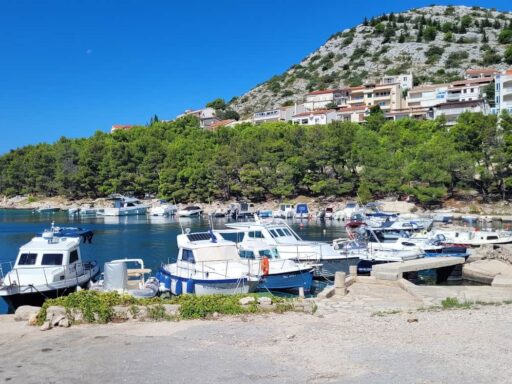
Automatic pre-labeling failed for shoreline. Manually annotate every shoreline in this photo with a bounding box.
[3,194,512,220]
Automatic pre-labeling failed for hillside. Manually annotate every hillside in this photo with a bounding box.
[230,5,512,116]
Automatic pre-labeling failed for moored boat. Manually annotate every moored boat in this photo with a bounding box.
[99,194,148,216]
[177,205,203,217]
[0,225,100,311]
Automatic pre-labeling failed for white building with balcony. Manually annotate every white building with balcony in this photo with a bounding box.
[253,105,305,124]
[447,77,493,103]
[176,107,220,128]
[291,110,338,125]
[494,70,512,115]
[304,89,349,110]
[407,84,448,108]
[431,99,489,125]
[380,74,413,90]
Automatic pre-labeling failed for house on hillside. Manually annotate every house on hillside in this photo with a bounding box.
[447,77,494,103]
[176,107,220,128]
[304,89,349,110]
[380,73,413,91]
[291,109,338,125]
[430,99,489,125]
[465,68,500,80]
[253,105,305,124]
[407,84,449,108]
[337,106,368,123]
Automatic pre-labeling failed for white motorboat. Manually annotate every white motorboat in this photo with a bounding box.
[0,227,100,311]
[224,216,357,278]
[148,200,178,217]
[334,201,361,221]
[273,204,295,219]
[36,206,60,213]
[177,205,203,217]
[228,202,256,219]
[325,207,334,220]
[156,231,259,295]
[426,229,512,247]
[99,194,148,216]
[90,259,159,299]
[68,204,103,217]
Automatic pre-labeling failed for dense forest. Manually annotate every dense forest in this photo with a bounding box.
[1,110,512,206]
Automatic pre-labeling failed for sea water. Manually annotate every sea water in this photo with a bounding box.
[0,209,346,314]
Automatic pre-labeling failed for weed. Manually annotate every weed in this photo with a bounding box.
[441,297,472,309]
[372,309,402,317]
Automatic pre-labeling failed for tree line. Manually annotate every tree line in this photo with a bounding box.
[1,111,512,206]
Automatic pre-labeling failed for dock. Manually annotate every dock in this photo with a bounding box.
[371,257,465,281]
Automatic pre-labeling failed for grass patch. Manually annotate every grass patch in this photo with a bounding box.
[441,297,472,310]
[37,290,294,324]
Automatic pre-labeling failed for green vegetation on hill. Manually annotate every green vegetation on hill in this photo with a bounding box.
[2,111,512,206]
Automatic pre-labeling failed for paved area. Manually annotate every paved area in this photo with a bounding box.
[1,281,512,383]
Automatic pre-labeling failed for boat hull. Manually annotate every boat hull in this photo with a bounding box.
[101,207,147,216]
[258,269,314,291]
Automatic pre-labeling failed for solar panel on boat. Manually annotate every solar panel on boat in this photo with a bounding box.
[187,233,212,242]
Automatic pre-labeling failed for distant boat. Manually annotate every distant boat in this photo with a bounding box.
[177,205,203,217]
[148,200,178,217]
[98,194,148,216]
[294,203,310,219]
[273,203,295,219]
[36,206,60,213]
[228,202,256,219]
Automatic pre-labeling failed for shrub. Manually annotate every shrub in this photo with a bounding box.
[505,45,512,64]
[424,26,437,41]
[499,29,512,44]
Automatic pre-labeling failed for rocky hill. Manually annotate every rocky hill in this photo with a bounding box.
[230,5,512,117]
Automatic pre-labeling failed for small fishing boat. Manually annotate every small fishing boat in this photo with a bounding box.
[89,259,159,298]
[177,205,203,217]
[156,231,259,295]
[99,194,148,216]
[426,229,512,247]
[148,200,178,217]
[0,225,100,311]
[258,210,273,219]
[325,207,334,220]
[273,203,295,219]
[228,202,256,219]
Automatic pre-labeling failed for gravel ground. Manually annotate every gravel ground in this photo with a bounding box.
[0,282,511,384]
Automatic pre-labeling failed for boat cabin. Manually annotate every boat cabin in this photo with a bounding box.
[176,232,242,264]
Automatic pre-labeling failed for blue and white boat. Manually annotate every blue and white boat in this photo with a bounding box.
[236,241,314,292]
[156,231,259,295]
[294,203,310,219]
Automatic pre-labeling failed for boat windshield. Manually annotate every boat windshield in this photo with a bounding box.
[41,253,63,266]
[259,248,279,259]
[18,253,37,266]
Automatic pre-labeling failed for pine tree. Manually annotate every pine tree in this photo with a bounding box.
[363,17,368,26]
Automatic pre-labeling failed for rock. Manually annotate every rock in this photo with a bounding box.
[286,334,296,340]
[69,309,84,323]
[257,297,272,305]
[407,317,419,323]
[258,303,276,311]
[163,304,180,317]
[112,306,130,320]
[46,306,66,320]
[316,286,335,299]
[58,318,71,328]
[27,313,38,326]
[40,320,52,331]
[239,297,256,306]
[51,315,66,327]
[14,305,41,322]
[212,312,220,319]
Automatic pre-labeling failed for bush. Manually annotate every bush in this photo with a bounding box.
[505,45,512,64]
[499,29,512,44]
[423,26,437,41]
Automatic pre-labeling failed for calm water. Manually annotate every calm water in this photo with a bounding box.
[0,209,348,314]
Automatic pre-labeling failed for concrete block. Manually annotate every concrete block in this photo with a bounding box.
[239,297,256,306]
[14,305,40,322]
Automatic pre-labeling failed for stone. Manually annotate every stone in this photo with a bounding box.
[239,297,256,306]
[46,306,66,320]
[316,286,335,299]
[112,306,130,320]
[58,318,71,328]
[40,320,52,331]
[257,297,272,305]
[14,305,41,322]
[27,313,38,326]
[286,334,296,340]
[258,303,276,311]
[407,317,419,323]
[163,304,180,317]
[51,315,66,327]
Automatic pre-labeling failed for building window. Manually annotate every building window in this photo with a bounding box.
[496,96,500,104]
[496,84,501,91]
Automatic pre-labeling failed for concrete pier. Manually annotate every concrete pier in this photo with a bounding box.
[371,257,465,281]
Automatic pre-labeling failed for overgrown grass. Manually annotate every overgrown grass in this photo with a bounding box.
[37,290,294,325]
[441,297,473,309]
[371,309,402,317]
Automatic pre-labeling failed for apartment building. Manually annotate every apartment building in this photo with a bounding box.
[291,110,338,125]
[465,68,500,80]
[407,84,448,108]
[494,70,512,115]
[304,89,349,110]
[447,77,493,103]
[176,107,220,128]
[381,74,413,90]
[430,99,489,125]
[253,105,305,124]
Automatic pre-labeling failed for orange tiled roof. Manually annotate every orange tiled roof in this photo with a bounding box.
[208,119,235,129]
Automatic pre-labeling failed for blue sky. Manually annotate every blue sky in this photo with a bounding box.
[1,0,511,154]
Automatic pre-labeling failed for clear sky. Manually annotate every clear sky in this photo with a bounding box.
[1,0,512,154]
